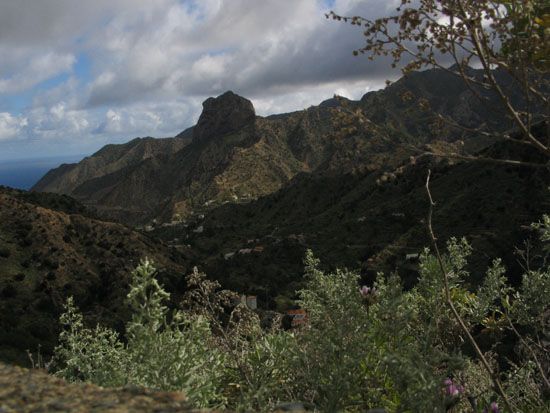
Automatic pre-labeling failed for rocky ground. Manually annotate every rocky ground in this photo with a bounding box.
[0,362,200,413]
[0,363,314,412]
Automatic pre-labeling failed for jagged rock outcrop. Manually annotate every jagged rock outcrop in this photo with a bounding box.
[193,91,255,142]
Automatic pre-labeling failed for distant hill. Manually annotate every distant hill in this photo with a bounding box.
[0,155,85,190]
[32,68,518,225]
[155,136,549,305]
[33,133,191,195]
[0,187,188,365]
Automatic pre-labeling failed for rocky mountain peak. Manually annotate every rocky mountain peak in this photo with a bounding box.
[193,91,255,142]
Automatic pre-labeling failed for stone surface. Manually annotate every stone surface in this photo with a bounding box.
[193,91,256,143]
[0,362,205,413]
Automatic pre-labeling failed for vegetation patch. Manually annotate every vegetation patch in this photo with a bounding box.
[52,216,550,411]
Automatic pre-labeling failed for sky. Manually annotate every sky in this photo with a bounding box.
[0,0,401,161]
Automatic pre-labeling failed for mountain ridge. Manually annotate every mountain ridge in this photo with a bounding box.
[32,67,527,227]
[33,134,191,194]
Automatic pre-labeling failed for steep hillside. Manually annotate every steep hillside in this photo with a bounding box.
[32,68,516,225]
[150,137,549,307]
[33,132,191,194]
[0,186,96,218]
[0,188,188,365]
[8,67,547,369]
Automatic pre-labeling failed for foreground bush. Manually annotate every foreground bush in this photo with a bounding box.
[52,217,550,412]
[54,260,226,407]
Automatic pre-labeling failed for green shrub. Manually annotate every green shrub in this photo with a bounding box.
[294,251,376,411]
[292,250,452,411]
[53,259,226,408]
[51,216,550,412]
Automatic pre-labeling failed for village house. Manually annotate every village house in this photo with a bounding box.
[239,295,257,310]
[224,252,235,260]
[286,309,308,328]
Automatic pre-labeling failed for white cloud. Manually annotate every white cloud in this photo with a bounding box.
[27,105,90,141]
[93,100,199,137]
[0,112,28,141]
[0,0,403,157]
[252,78,384,115]
[30,76,81,109]
[0,52,75,94]
[104,109,122,133]
[50,102,66,121]
[191,54,232,80]
[85,0,398,106]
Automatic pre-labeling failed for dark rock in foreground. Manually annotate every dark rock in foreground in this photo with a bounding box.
[0,362,200,413]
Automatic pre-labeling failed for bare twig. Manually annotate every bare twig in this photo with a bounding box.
[454,0,550,158]
[425,170,514,412]
[422,151,549,169]
[506,317,550,392]
[328,2,550,161]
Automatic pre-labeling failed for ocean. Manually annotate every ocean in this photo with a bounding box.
[0,155,85,190]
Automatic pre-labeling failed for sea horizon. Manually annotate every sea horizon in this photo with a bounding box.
[0,154,86,190]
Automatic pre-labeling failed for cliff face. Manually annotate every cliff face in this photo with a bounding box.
[32,68,515,225]
[193,91,256,143]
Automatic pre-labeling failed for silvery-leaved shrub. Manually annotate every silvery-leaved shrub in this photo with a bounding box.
[53,258,226,408]
[53,296,128,387]
[181,266,298,412]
